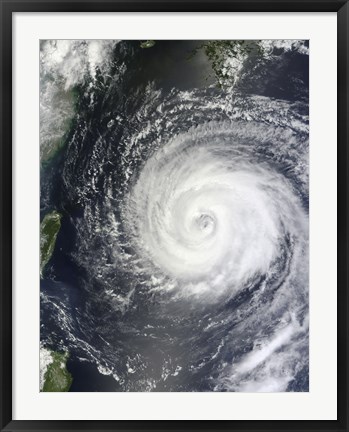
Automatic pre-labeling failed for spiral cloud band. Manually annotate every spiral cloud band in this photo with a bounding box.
[123,121,308,303]
[61,105,309,392]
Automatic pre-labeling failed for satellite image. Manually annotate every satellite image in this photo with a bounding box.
[40,40,309,392]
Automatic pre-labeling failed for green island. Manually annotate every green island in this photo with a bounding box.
[140,40,156,49]
[42,350,73,392]
[40,210,62,277]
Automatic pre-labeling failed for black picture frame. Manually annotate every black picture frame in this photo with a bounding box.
[1,1,348,431]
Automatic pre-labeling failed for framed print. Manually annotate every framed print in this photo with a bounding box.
[0,1,348,431]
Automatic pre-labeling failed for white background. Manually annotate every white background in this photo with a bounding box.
[13,12,337,420]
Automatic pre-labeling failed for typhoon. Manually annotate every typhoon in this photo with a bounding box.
[40,40,309,392]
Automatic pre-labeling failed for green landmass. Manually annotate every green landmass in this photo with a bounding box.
[140,40,156,49]
[42,350,73,392]
[189,40,261,88]
[40,211,62,277]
